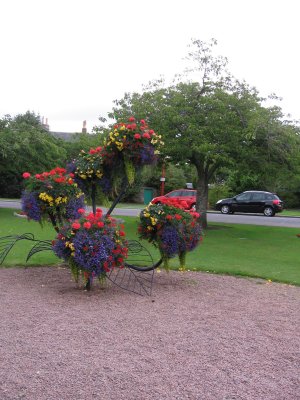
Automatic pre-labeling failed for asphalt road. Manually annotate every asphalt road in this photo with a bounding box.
[1,200,300,228]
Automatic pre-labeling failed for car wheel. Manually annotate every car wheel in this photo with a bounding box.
[264,206,274,217]
[221,204,230,214]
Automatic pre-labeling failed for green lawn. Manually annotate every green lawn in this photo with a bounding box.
[1,208,299,285]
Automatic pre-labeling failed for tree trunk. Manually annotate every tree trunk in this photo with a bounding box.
[195,164,209,229]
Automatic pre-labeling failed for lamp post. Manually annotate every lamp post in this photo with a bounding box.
[160,162,166,196]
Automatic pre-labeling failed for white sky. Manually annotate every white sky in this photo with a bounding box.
[1,0,299,132]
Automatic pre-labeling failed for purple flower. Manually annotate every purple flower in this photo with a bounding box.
[160,225,180,258]
[72,230,115,275]
[21,191,42,221]
[139,144,156,165]
[65,195,85,220]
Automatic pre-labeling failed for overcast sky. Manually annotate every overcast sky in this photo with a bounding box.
[1,0,299,132]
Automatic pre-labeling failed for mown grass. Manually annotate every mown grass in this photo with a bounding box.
[1,208,299,285]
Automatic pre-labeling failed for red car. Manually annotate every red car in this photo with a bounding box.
[151,189,197,210]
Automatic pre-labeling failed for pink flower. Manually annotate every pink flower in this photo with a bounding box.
[78,208,85,214]
[142,132,150,139]
[140,119,145,124]
[96,146,102,152]
[72,222,81,230]
[134,133,141,139]
[22,172,31,179]
[128,116,135,122]
[35,174,41,179]
[149,130,154,135]
[83,221,92,229]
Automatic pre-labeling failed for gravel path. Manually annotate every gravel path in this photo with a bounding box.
[0,266,299,400]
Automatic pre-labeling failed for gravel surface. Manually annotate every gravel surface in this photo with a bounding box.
[0,266,299,400]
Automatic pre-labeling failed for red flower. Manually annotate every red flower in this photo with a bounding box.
[96,146,102,152]
[140,119,145,124]
[175,214,182,220]
[72,222,81,230]
[142,132,150,139]
[83,222,92,229]
[166,215,173,220]
[191,212,200,218]
[89,148,97,154]
[128,116,135,122]
[22,172,31,179]
[78,208,85,214]
[97,221,104,228]
[134,133,141,139]
[149,130,154,135]
[119,231,125,236]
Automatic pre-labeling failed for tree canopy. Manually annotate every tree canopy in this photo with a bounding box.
[103,39,300,227]
[0,112,67,197]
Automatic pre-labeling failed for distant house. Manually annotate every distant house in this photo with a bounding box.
[41,117,87,141]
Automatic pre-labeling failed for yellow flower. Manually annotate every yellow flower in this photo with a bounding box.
[150,217,157,226]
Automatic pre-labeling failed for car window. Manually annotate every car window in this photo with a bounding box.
[236,192,252,201]
[265,193,275,200]
[167,191,182,197]
[182,191,196,197]
[251,193,265,201]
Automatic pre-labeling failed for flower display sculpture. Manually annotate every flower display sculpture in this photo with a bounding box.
[103,117,164,184]
[52,208,128,286]
[21,167,85,230]
[138,200,202,270]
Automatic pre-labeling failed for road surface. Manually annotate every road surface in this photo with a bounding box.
[1,200,300,228]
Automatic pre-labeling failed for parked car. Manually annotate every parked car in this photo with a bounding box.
[215,190,283,217]
[151,189,197,210]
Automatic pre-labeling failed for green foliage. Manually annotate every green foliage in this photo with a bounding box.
[62,132,107,161]
[208,184,231,207]
[0,111,67,197]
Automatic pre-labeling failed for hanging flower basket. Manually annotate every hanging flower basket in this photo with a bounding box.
[52,208,128,285]
[103,117,164,184]
[21,167,85,229]
[138,201,202,270]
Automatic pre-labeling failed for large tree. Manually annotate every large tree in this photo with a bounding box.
[104,40,300,227]
[0,112,67,197]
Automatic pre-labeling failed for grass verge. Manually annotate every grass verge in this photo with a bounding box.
[1,208,299,285]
